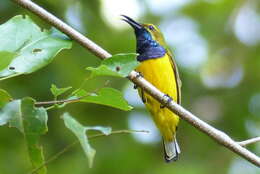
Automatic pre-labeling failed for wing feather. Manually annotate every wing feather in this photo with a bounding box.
[166,50,182,104]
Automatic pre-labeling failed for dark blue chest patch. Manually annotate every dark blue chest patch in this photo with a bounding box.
[136,39,166,62]
[134,29,166,62]
[137,45,166,61]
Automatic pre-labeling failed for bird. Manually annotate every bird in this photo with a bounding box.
[122,15,182,162]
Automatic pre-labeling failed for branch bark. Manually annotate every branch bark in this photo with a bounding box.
[13,0,260,167]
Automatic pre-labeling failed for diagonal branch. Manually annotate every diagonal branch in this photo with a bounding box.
[13,0,260,167]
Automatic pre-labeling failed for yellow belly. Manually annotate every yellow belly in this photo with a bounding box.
[136,54,179,141]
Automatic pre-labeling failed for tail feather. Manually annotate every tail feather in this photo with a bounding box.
[163,137,181,162]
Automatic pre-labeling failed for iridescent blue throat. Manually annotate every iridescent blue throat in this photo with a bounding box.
[135,29,166,62]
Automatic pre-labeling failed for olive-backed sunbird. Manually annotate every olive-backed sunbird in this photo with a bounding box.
[122,15,182,162]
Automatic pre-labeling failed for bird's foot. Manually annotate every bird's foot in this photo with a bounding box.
[160,94,172,108]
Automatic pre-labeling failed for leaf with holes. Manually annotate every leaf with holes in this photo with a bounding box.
[0,15,72,79]
[86,53,139,78]
[62,112,111,168]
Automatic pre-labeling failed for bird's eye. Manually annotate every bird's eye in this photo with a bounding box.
[148,25,155,31]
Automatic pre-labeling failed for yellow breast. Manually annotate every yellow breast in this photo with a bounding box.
[136,54,178,101]
[136,54,179,141]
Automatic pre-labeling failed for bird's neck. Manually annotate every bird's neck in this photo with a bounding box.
[136,39,166,62]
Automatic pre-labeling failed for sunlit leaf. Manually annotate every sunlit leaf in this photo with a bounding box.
[76,88,133,111]
[86,53,139,78]
[0,15,72,79]
[62,112,111,168]
[50,84,72,98]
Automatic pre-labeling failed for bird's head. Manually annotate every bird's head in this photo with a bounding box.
[122,15,167,55]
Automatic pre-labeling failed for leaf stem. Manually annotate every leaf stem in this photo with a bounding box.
[29,129,149,174]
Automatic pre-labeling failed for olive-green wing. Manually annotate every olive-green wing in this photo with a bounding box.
[166,50,182,104]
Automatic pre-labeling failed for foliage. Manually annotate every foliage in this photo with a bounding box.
[50,84,72,99]
[63,112,111,168]
[0,89,12,107]
[75,88,133,111]
[1,1,260,174]
[86,53,139,78]
[0,98,48,174]
[0,15,137,174]
[0,15,72,80]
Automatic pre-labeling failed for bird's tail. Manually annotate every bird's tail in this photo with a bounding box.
[163,137,181,162]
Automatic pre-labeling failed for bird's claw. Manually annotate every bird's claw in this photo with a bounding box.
[160,94,172,108]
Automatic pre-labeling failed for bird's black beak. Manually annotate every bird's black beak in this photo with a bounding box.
[121,15,142,30]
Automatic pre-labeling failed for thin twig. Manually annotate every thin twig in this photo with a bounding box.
[29,129,149,174]
[239,137,260,147]
[35,96,84,106]
[13,0,260,167]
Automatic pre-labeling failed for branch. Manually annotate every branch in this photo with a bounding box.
[13,0,260,167]
[30,129,149,174]
[239,137,260,147]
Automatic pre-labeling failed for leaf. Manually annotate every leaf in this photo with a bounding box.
[0,15,72,79]
[0,100,22,130]
[0,51,16,71]
[0,89,12,108]
[86,65,122,78]
[86,53,139,78]
[76,88,133,111]
[21,98,48,174]
[62,112,111,168]
[50,84,72,98]
[0,98,48,174]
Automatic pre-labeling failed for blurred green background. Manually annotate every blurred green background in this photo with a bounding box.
[0,0,260,173]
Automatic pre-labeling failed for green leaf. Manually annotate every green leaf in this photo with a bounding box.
[86,65,123,78]
[21,98,48,174]
[0,15,72,79]
[0,51,16,71]
[0,100,22,130]
[86,53,139,78]
[0,89,12,108]
[50,84,72,98]
[0,98,48,174]
[77,88,133,111]
[62,112,111,168]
